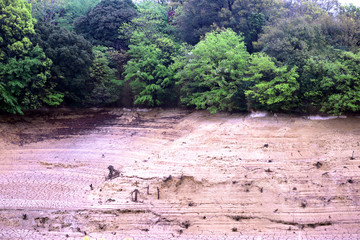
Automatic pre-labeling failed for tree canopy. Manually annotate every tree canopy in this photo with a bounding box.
[123,1,180,107]
[175,29,250,113]
[1,0,360,115]
[74,0,138,50]
[0,0,62,114]
[32,22,93,103]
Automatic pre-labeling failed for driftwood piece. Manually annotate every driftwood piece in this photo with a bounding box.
[131,189,140,202]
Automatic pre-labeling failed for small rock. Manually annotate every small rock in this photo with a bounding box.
[314,162,323,169]
[181,221,190,229]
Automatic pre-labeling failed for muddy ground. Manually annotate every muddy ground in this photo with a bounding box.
[0,108,360,240]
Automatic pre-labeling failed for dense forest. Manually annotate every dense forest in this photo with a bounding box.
[1,0,360,115]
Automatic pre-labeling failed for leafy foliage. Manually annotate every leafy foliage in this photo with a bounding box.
[74,0,138,50]
[321,5,360,52]
[302,51,360,115]
[0,0,61,114]
[176,0,278,52]
[85,46,122,105]
[56,0,101,30]
[124,1,180,107]
[256,17,326,67]
[32,22,93,103]
[0,0,35,60]
[176,29,250,113]
[28,0,61,23]
[245,53,300,112]
[281,0,332,20]
[1,0,360,115]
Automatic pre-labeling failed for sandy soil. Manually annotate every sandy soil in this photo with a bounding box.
[0,108,360,240]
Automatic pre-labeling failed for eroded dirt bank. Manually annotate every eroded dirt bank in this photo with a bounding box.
[0,108,360,240]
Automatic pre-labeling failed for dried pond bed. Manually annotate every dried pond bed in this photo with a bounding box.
[0,108,360,239]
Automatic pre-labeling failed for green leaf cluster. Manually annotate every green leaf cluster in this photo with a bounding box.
[74,0,137,50]
[85,46,122,105]
[123,1,180,107]
[0,0,35,60]
[245,53,300,112]
[0,0,62,114]
[56,0,101,31]
[175,29,250,113]
[302,51,360,115]
[32,22,93,103]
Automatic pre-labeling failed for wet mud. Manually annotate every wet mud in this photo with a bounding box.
[0,108,360,239]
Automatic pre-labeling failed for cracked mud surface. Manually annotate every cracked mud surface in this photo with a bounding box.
[0,108,360,239]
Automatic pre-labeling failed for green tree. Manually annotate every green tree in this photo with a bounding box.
[32,22,93,103]
[175,29,250,113]
[176,0,279,52]
[302,51,360,115]
[1,0,35,60]
[28,0,66,24]
[85,46,122,105]
[282,0,334,19]
[0,46,63,111]
[123,1,180,107]
[56,0,101,31]
[0,0,62,114]
[121,0,176,41]
[245,53,300,112]
[321,4,360,52]
[256,16,327,67]
[74,0,138,50]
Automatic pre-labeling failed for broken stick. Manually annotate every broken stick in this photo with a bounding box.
[350,151,355,160]
[131,189,140,202]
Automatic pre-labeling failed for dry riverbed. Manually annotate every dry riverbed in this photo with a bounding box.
[0,108,360,239]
